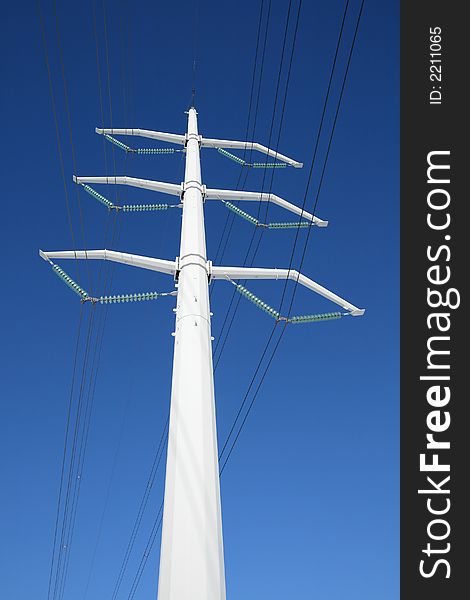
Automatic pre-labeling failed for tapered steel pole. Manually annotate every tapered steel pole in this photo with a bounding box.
[157,108,226,600]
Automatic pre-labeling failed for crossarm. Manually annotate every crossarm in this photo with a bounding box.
[73,176,181,197]
[96,128,185,145]
[39,249,176,276]
[210,265,364,316]
[201,137,303,168]
[204,188,328,227]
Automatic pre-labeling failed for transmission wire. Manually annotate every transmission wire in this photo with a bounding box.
[220,0,366,476]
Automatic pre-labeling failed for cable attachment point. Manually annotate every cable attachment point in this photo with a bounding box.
[226,278,351,324]
[103,133,178,155]
[217,148,288,169]
[223,201,314,229]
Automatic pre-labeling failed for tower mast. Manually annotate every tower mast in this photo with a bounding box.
[158,106,226,599]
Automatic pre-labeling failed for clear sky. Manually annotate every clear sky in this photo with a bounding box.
[0,1,399,599]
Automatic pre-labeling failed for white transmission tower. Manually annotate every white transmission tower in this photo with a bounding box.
[40,106,364,600]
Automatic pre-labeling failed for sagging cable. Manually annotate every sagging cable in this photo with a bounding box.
[223,201,314,229]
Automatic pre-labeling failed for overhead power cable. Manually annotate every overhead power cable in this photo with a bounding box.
[46,1,129,597]
[36,5,94,599]
[211,0,267,268]
[52,0,92,292]
[278,0,351,314]
[110,418,169,600]
[213,0,301,372]
[37,0,79,283]
[219,0,365,476]
[214,0,273,269]
[283,0,365,317]
[67,1,135,597]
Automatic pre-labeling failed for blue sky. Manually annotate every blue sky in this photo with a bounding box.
[0,1,399,599]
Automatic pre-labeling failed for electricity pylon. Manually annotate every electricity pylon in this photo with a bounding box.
[40,106,364,600]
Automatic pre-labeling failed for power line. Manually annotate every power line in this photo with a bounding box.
[83,384,131,599]
[278,0,351,314]
[52,0,92,292]
[37,0,79,283]
[284,0,365,317]
[213,0,301,370]
[52,307,96,600]
[126,500,165,600]
[36,5,93,599]
[110,417,169,600]
[43,1,126,596]
[58,1,132,595]
[215,0,273,268]
[211,0,267,268]
[43,304,84,600]
[219,0,365,476]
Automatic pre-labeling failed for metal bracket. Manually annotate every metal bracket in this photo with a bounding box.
[206,260,213,283]
[181,181,206,201]
[185,132,202,147]
[174,256,180,282]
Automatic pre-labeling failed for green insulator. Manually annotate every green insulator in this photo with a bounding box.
[104,134,131,152]
[268,221,309,229]
[218,148,246,165]
[83,184,114,209]
[252,162,287,169]
[235,284,278,319]
[52,264,88,298]
[225,202,259,226]
[290,311,342,324]
[137,147,174,154]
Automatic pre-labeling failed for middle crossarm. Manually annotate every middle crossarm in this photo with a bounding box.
[211,265,365,316]
[200,137,303,168]
[204,188,328,226]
